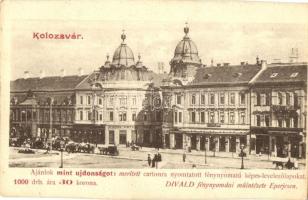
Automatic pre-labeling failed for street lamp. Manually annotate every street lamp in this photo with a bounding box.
[59,139,65,168]
[204,137,207,164]
[240,144,245,169]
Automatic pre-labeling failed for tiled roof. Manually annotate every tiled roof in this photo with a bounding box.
[253,64,307,84]
[189,65,261,86]
[11,75,88,92]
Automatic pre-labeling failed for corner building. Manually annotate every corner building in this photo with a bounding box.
[73,32,166,146]
[162,25,261,153]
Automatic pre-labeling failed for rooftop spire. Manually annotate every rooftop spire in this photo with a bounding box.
[121,29,126,43]
[184,22,189,36]
[106,54,110,61]
[138,53,141,61]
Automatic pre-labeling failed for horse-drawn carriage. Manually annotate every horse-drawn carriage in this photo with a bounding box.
[77,142,96,153]
[98,145,119,156]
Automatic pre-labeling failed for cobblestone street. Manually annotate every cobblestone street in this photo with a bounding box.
[9,147,306,169]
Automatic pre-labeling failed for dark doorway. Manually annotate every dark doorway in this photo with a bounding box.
[256,135,269,154]
[174,133,183,149]
[200,136,205,150]
[191,135,197,150]
[219,136,226,152]
[229,136,236,152]
[119,130,127,145]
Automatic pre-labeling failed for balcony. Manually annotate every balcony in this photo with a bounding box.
[271,105,298,113]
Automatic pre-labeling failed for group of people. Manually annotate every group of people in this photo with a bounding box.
[147,152,162,168]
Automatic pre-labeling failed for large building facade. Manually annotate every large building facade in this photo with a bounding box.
[10,25,307,158]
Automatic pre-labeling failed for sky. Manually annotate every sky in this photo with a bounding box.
[4,1,308,80]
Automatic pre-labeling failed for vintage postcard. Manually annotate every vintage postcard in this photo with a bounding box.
[0,0,307,199]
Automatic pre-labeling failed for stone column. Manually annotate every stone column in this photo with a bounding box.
[105,126,109,145]
[269,135,272,156]
[205,136,210,151]
[215,136,220,152]
[196,135,201,151]
[236,137,240,153]
[170,133,175,149]
[114,130,119,145]
[273,136,277,157]
[225,137,230,152]
[246,134,251,154]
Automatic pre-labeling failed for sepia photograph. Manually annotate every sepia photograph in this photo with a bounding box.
[1,1,308,199]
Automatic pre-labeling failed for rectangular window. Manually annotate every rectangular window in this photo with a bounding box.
[119,130,127,144]
[220,111,224,123]
[156,111,161,121]
[120,97,127,105]
[132,113,136,121]
[265,115,270,127]
[210,112,215,123]
[294,93,298,107]
[143,113,147,121]
[119,112,127,121]
[109,111,113,121]
[256,93,261,106]
[80,111,83,120]
[109,130,115,144]
[177,95,181,105]
[220,93,225,105]
[98,98,102,105]
[191,111,196,123]
[278,119,283,127]
[99,114,103,121]
[230,93,235,105]
[286,93,290,105]
[201,112,205,123]
[80,96,83,105]
[201,94,205,105]
[230,112,235,124]
[109,97,114,106]
[210,94,215,105]
[174,112,178,123]
[179,112,182,123]
[240,93,245,105]
[87,96,91,105]
[132,97,136,105]
[191,94,196,105]
[286,118,290,128]
[256,115,261,126]
[88,111,91,120]
[278,93,283,105]
[265,93,271,106]
[240,112,245,124]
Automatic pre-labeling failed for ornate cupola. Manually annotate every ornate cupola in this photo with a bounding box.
[169,23,202,79]
[111,30,135,67]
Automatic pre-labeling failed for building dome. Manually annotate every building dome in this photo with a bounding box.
[112,32,135,67]
[171,24,201,65]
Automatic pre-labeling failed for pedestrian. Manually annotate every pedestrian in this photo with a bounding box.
[147,154,151,167]
[183,152,186,162]
[157,152,162,162]
[152,154,157,168]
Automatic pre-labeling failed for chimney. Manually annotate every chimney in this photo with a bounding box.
[240,62,245,66]
[217,63,221,67]
[223,63,229,67]
[261,60,267,70]
[39,70,45,79]
[60,69,66,77]
[78,68,84,76]
[256,56,260,65]
[24,71,30,79]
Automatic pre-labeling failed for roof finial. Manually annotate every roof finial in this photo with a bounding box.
[106,54,109,61]
[121,29,126,43]
[184,22,189,36]
[138,53,141,61]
